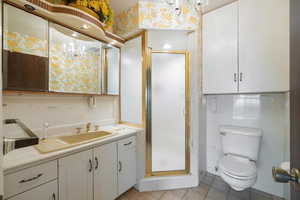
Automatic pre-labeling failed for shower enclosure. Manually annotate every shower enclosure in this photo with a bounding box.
[121,30,191,177]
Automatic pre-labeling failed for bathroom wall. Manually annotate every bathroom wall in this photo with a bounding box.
[3,95,119,138]
[205,93,290,197]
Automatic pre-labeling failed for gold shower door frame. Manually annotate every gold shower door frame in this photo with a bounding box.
[145,50,191,177]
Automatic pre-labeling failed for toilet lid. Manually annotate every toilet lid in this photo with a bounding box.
[219,155,257,178]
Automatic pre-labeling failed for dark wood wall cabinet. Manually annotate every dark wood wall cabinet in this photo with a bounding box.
[3,51,49,91]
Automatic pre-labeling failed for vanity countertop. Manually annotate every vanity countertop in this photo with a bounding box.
[3,124,143,174]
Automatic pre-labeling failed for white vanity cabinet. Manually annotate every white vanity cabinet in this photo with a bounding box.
[4,160,58,199]
[4,135,137,200]
[59,137,137,200]
[8,180,58,200]
[117,137,137,195]
[94,143,118,200]
[203,0,289,94]
[59,149,94,200]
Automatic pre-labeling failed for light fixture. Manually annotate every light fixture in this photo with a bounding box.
[81,24,89,29]
[165,0,209,15]
[71,32,78,37]
[163,43,172,49]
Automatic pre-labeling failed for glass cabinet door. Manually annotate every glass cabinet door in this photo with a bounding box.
[3,4,49,91]
[49,23,102,94]
[103,46,120,95]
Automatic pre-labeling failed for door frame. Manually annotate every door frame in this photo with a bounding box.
[145,50,191,177]
[290,0,300,199]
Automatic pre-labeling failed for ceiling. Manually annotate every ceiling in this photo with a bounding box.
[109,0,237,16]
[110,0,138,15]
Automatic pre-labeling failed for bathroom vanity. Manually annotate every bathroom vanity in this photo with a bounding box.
[3,126,140,200]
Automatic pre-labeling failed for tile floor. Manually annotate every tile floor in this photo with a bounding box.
[117,172,284,200]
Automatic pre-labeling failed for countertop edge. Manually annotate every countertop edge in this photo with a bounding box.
[4,127,143,175]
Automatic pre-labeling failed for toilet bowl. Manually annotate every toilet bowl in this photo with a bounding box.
[219,154,257,191]
[218,125,262,191]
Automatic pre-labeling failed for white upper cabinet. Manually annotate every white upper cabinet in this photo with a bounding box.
[203,0,289,94]
[203,2,238,94]
[239,0,289,93]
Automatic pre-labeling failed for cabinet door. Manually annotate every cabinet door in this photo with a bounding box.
[59,150,93,200]
[118,137,137,195]
[8,180,57,200]
[94,142,118,200]
[203,2,238,94]
[239,0,289,93]
[3,4,49,91]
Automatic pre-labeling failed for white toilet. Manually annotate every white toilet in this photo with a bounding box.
[218,125,262,191]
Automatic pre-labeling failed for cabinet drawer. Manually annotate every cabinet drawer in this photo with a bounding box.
[7,180,57,200]
[5,160,57,198]
[118,136,136,151]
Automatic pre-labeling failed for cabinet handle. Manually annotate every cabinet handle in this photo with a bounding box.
[124,141,132,146]
[240,73,243,82]
[118,161,122,172]
[52,193,56,200]
[234,73,237,82]
[95,157,99,170]
[19,173,43,183]
[89,159,93,172]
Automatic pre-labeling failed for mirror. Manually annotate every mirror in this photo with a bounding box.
[3,4,49,91]
[2,4,120,96]
[49,23,102,94]
[102,45,120,95]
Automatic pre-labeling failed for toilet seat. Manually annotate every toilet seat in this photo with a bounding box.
[219,155,257,179]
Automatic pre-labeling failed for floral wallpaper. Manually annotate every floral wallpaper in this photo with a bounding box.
[4,31,101,94]
[49,42,101,94]
[139,1,199,30]
[114,0,200,37]
[114,3,139,37]
[3,30,48,57]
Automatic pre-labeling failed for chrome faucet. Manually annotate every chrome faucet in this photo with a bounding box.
[86,123,92,132]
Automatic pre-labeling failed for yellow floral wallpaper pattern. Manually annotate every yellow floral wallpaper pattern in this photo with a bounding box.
[49,42,100,94]
[114,0,200,37]
[139,1,199,30]
[114,3,139,37]
[4,30,48,57]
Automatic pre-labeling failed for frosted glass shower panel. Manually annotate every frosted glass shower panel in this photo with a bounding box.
[121,36,143,124]
[151,52,186,172]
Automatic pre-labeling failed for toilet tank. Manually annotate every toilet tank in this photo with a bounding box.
[220,125,262,161]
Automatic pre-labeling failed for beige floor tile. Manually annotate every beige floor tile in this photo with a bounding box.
[206,188,227,200]
[160,189,188,200]
[143,190,166,199]
[190,183,210,196]
[183,189,206,200]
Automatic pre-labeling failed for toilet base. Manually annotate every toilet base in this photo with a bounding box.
[220,172,257,191]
